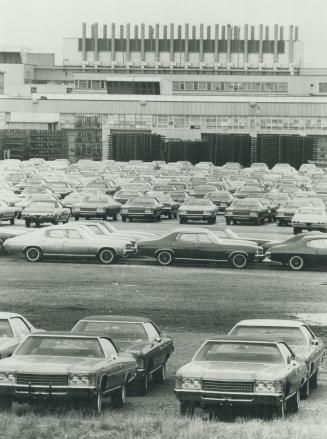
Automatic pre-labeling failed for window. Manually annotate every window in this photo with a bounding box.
[144,323,160,341]
[0,320,14,337]
[319,83,327,93]
[197,234,215,245]
[10,318,31,338]
[66,229,83,239]
[99,338,117,359]
[176,233,196,244]
[30,87,37,93]
[307,239,327,249]
[47,230,66,239]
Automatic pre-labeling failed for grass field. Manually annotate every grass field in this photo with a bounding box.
[0,256,327,438]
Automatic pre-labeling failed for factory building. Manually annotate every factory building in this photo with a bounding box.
[0,23,327,166]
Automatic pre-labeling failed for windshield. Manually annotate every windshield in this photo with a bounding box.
[73,321,150,342]
[0,320,14,337]
[194,341,284,363]
[129,198,155,206]
[231,326,307,346]
[284,202,312,208]
[233,199,262,207]
[297,208,323,215]
[184,199,212,206]
[28,202,57,209]
[15,336,104,357]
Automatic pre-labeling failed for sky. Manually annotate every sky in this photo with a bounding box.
[0,0,326,67]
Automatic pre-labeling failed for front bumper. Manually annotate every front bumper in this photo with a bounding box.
[179,214,215,220]
[0,384,97,401]
[22,214,57,223]
[174,389,284,407]
[254,253,266,262]
[122,248,137,257]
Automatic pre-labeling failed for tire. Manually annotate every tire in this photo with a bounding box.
[152,362,166,384]
[167,212,172,220]
[310,370,318,390]
[134,374,148,396]
[233,219,237,225]
[300,378,310,399]
[173,211,178,219]
[0,396,12,411]
[74,216,79,221]
[112,213,118,221]
[277,220,284,227]
[156,250,174,266]
[230,253,248,269]
[111,383,126,409]
[25,220,31,228]
[226,218,231,225]
[10,217,15,225]
[90,389,103,415]
[273,400,286,419]
[52,218,59,225]
[180,401,195,417]
[293,227,301,235]
[179,218,186,224]
[121,216,127,223]
[25,247,43,263]
[98,248,117,265]
[287,389,300,413]
[288,255,305,271]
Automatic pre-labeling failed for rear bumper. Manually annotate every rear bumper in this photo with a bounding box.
[292,223,326,230]
[254,254,266,262]
[22,215,57,223]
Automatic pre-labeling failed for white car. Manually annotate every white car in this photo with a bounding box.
[292,207,327,234]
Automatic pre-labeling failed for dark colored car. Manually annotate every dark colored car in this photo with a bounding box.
[225,198,269,225]
[120,197,163,222]
[267,234,327,270]
[72,195,121,221]
[72,315,174,396]
[151,194,179,219]
[0,332,137,414]
[204,191,234,213]
[137,228,264,268]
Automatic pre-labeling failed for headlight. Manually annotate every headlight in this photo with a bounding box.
[179,210,186,215]
[96,208,105,212]
[255,381,283,393]
[249,211,258,216]
[0,373,16,384]
[69,374,95,386]
[176,377,202,390]
[203,211,211,215]
[121,209,128,214]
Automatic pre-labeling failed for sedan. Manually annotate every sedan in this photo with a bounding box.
[178,199,218,224]
[292,207,327,234]
[266,234,327,270]
[276,201,314,226]
[72,195,121,221]
[22,200,70,228]
[137,228,264,268]
[229,319,325,397]
[0,332,137,413]
[0,312,41,358]
[72,315,174,395]
[225,198,269,225]
[0,200,17,225]
[3,226,136,264]
[120,197,163,222]
[174,337,307,418]
[204,191,234,213]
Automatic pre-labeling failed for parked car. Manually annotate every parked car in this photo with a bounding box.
[120,197,163,222]
[174,337,307,418]
[22,200,70,227]
[0,312,41,358]
[14,194,59,218]
[224,198,269,225]
[211,228,275,247]
[72,315,174,396]
[137,228,264,268]
[291,207,327,234]
[0,227,32,251]
[178,198,218,224]
[113,190,144,205]
[229,319,325,396]
[0,332,137,413]
[3,225,136,264]
[0,200,17,225]
[167,191,189,206]
[72,195,121,221]
[48,182,73,199]
[204,191,234,213]
[276,200,314,226]
[150,193,179,219]
[266,234,327,270]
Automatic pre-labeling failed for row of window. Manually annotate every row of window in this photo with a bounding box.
[74,80,106,90]
[173,81,288,93]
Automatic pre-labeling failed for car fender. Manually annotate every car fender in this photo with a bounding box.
[228,250,249,258]
[154,248,175,257]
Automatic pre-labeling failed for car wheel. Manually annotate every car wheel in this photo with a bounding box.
[156,250,174,266]
[287,389,300,413]
[167,212,172,219]
[25,247,43,263]
[90,389,103,415]
[112,213,118,221]
[293,227,301,235]
[230,253,248,269]
[288,255,305,271]
[310,370,319,389]
[300,378,310,399]
[52,218,59,225]
[134,373,148,396]
[180,401,195,417]
[121,216,127,223]
[0,396,12,411]
[273,400,286,419]
[10,217,15,225]
[74,216,79,221]
[277,220,284,227]
[111,383,126,409]
[179,218,186,224]
[226,218,231,225]
[153,362,166,384]
[98,248,117,265]
[25,220,31,228]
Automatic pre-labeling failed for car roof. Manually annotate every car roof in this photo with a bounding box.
[81,315,153,323]
[204,335,281,345]
[234,319,305,328]
[27,330,113,339]
[0,312,23,319]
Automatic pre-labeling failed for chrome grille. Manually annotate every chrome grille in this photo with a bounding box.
[16,374,68,386]
[233,210,250,215]
[81,207,97,211]
[202,380,254,393]
[128,208,146,213]
[186,211,203,214]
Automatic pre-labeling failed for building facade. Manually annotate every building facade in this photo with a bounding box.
[0,23,327,166]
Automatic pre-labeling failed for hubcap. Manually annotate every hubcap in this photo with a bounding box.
[290,256,303,269]
[159,252,171,265]
[28,249,39,261]
[101,251,113,263]
[97,391,102,413]
[234,255,246,267]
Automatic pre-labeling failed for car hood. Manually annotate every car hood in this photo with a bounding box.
[180,206,214,211]
[114,340,152,356]
[0,337,19,352]
[293,214,325,222]
[177,361,287,380]
[0,355,105,373]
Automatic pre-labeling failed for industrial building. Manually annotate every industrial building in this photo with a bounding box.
[0,23,327,166]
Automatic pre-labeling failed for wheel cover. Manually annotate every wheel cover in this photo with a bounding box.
[158,252,171,265]
[96,391,102,413]
[290,256,303,269]
[233,254,246,268]
[27,248,39,261]
[101,250,114,263]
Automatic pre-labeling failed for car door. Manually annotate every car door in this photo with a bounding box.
[305,238,327,266]
[42,229,66,254]
[172,233,196,259]
[195,233,225,261]
[63,229,92,255]
[9,317,32,344]
[99,338,123,390]
[301,326,324,375]
[143,323,165,372]
[279,344,303,393]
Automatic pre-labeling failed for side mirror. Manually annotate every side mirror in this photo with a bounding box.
[311,339,319,346]
[155,337,162,343]
[291,359,298,367]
